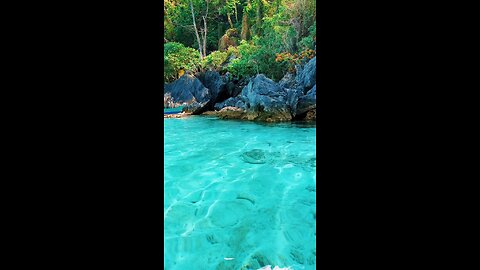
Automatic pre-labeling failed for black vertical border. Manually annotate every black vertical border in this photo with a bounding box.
[160,1,166,268]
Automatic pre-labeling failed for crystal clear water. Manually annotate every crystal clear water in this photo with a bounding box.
[164,116,316,270]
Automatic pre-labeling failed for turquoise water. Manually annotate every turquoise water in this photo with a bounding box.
[164,116,316,270]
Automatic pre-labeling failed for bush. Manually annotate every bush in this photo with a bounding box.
[164,42,201,82]
[201,51,228,71]
[254,46,289,81]
[226,46,239,58]
[298,21,316,51]
[226,40,258,79]
[275,48,315,73]
[226,39,289,81]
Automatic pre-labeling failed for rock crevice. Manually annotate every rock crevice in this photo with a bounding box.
[164,57,316,122]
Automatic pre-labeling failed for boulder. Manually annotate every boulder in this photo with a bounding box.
[240,74,292,122]
[163,93,174,108]
[285,88,303,117]
[295,56,316,93]
[226,81,243,97]
[218,28,239,51]
[296,84,316,116]
[183,102,204,114]
[279,72,296,89]
[163,55,317,122]
[227,76,249,98]
[214,96,242,111]
[304,109,316,121]
[215,106,246,120]
[164,74,211,114]
[198,71,229,106]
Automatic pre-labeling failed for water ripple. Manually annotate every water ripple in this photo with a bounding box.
[164,116,316,270]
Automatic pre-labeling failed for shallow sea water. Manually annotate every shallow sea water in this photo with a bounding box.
[164,116,316,270]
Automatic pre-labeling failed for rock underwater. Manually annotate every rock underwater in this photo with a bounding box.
[241,149,267,164]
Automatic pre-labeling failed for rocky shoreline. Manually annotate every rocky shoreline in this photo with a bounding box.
[163,112,192,119]
[164,57,316,122]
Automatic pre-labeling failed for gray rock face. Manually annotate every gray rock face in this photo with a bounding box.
[198,71,228,105]
[163,56,316,121]
[279,72,296,89]
[226,81,243,98]
[285,88,304,117]
[183,102,204,114]
[213,71,316,122]
[277,57,316,120]
[164,74,211,114]
[240,74,292,122]
[295,56,316,93]
[163,93,175,108]
[227,77,249,98]
[235,99,246,109]
[296,84,316,116]
[214,96,242,111]
[212,106,246,120]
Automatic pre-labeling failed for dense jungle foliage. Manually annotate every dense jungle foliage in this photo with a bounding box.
[164,0,316,82]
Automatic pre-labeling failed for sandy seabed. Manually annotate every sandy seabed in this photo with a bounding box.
[164,116,316,270]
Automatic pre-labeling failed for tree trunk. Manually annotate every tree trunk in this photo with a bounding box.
[255,0,262,35]
[241,1,250,40]
[190,0,204,58]
[234,4,238,22]
[203,16,208,56]
[227,13,233,28]
[202,0,209,57]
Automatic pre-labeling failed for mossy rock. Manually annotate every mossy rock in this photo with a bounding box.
[218,28,239,51]
[225,28,238,37]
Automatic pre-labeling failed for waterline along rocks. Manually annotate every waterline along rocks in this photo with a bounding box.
[164,57,317,122]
